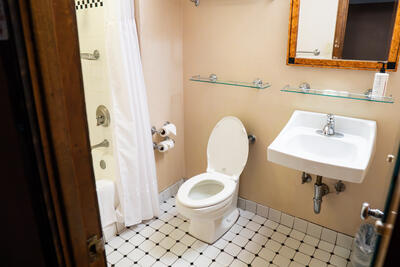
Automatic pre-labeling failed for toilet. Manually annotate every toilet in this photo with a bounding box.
[176,116,249,243]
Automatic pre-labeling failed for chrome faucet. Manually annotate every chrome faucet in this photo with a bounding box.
[91,139,109,150]
[322,114,335,136]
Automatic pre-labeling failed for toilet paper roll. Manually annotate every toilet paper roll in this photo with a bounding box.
[157,139,175,153]
[159,123,177,137]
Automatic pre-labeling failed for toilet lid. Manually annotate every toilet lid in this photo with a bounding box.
[207,116,249,177]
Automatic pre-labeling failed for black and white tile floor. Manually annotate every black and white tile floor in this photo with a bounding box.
[105,196,353,267]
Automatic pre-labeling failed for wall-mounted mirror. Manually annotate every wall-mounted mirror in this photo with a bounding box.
[287,0,400,71]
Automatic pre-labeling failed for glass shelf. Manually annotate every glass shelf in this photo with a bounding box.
[190,74,271,89]
[281,85,394,104]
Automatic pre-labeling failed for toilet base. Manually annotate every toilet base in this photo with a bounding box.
[188,208,239,244]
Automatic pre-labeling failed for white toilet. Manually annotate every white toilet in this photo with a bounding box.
[176,116,249,243]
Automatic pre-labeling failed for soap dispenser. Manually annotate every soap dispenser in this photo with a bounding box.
[371,63,389,100]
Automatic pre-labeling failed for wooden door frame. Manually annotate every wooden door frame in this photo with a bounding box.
[332,0,349,59]
[374,130,400,266]
[12,0,106,266]
[287,0,400,71]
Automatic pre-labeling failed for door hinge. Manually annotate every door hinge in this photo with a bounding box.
[87,235,105,262]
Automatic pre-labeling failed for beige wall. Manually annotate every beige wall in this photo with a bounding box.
[136,0,185,192]
[182,0,400,235]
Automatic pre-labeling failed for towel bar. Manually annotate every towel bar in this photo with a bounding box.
[296,49,320,56]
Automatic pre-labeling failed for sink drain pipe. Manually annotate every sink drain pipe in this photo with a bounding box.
[313,176,330,214]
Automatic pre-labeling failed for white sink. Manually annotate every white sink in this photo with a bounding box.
[267,110,376,183]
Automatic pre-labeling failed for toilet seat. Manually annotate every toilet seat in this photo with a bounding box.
[177,172,236,209]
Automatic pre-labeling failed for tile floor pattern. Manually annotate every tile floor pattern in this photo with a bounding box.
[105,196,353,267]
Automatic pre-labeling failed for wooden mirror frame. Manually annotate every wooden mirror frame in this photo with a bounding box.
[287,0,400,71]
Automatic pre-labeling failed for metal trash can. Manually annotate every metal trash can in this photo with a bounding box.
[351,223,378,267]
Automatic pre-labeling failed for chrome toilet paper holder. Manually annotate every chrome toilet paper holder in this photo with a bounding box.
[153,136,175,151]
[151,121,172,136]
[152,122,175,152]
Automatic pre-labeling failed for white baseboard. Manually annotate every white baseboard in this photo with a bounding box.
[238,196,355,250]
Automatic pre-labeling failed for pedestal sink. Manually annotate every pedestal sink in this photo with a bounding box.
[267,110,376,183]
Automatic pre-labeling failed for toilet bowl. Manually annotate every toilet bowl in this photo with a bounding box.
[176,116,249,243]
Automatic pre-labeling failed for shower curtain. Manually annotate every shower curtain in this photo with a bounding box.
[105,0,160,226]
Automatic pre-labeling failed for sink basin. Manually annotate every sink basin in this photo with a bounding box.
[267,110,376,183]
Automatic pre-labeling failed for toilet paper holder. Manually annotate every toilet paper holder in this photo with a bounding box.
[153,136,175,151]
[151,126,159,136]
[151,121,172,136]
[153,141,162,150]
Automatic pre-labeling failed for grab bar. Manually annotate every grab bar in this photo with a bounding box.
[296,49,320,56]
[80,50,100,60]
[91,139,109,150]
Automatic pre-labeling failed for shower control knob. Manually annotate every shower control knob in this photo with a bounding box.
[361,202,384,220]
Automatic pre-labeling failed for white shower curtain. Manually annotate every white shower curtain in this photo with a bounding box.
[105,0,160,226]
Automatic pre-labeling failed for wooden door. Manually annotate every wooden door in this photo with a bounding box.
[10,0,106,266]
[374,132,400,266]
[332,0,349,59]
